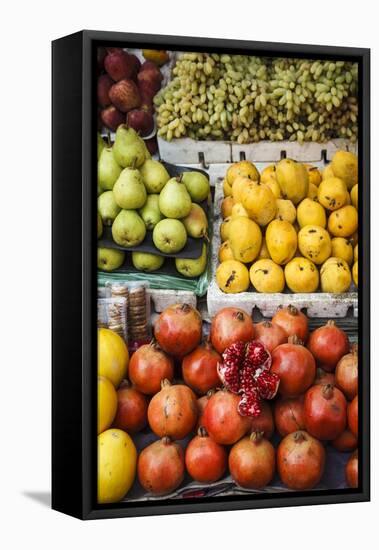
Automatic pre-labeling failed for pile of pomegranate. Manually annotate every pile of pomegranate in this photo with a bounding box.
[116,303,359,497]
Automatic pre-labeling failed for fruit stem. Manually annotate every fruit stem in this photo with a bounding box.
[326,320,336,327]
[288,305,299,316]
[293,431,306,443]
[106,130,111,147]
[322,383,334,400]
[198,426,208,438]
[161,378,172,389]
[250,431,264,443]
[176,174,183,183]
[288,334,303,346]
[262,321,273,328]
[119,379,131,389]
[162,436,171,445]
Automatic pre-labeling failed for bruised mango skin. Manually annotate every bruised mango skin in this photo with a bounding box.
[266,219,297,265]
[298,225,332,265]
[276,159,309,205]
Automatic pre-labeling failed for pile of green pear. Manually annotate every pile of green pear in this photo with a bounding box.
[97,125,210,277]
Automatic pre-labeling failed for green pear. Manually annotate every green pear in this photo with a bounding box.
[113,167,147,209]
[97,133,105,160]
[139,194,163,230]
[153,219,187,254]
[182,171,210,203]
[112,125,146,168]
[158,177,192,219]
[98,191,121,226]
[182,203,208,238]
[175,244,207,278]
[140,160,170,193]
[97,213,103,238]
[112,210,146,247]
[97,247,125,272]
[98,147,122,191]
[141,139,151,160]
[132,251,164,272]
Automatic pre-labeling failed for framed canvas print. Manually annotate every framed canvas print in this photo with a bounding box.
[52,30,370,520]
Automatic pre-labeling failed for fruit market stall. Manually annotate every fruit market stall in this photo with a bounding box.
[96,46,359,505]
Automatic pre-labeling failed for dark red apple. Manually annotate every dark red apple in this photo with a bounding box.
[137,69,163,95]
[127,108,154,137]
[106,47,123,54]
[97,74,113,108]
[105,50,138,81]
[97,47,107,72]
[128,54,141,80]
[100,105,125,132]
[139,92,154,113]
[144,137,158,155]
[109,79,141,113]
[140,60,161,72]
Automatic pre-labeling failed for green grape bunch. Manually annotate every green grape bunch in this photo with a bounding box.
[154,53,358,144]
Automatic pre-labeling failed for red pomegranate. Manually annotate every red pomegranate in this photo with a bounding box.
[185,427,227,483]
[272,305,309,342]
[182,341,221,394]
[196,391,215,429]
[347,395,358,438]
[229,432,275,489]
[154,303,202,358]
[345,450,358,488]
[128,342,174,395]
[335,344,358,400]
[314,367,335,387]
[331,429,358,452]
[307,320,350,371]
[254,320,287,353]
[137,437,185,495]
[217,340,278,417]
[202,389,251,445]
[210,308,254,353]
[271,336,316,397]
[249,401,274,439]
[147,379,198,439]
[277,430,325,490]
[112,380,148,433]
[304,384,347,440]
[274,395,306,436]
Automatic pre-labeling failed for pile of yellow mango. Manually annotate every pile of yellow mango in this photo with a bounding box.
[217,150,358,294]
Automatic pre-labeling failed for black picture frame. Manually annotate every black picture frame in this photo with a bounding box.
[52,30,370,520]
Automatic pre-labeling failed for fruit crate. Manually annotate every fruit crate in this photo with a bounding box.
[158,136,357,165]
[156,139,358,319]
[98,161,213,297]
[119,313,356,503]
[208,167,358,318]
